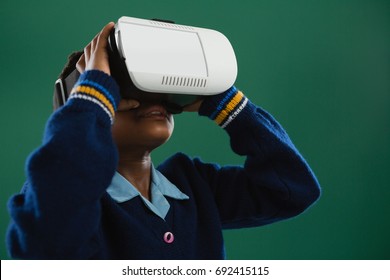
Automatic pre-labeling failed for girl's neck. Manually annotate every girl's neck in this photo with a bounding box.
[116,152,152,200]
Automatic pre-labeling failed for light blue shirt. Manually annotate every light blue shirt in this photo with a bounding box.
[106,166,189,220]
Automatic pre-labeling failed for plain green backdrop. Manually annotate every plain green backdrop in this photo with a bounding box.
[0,0,389,259]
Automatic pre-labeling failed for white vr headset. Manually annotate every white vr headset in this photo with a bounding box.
[55,16,238,113]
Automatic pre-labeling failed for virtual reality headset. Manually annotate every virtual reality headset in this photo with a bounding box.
[54,16,238,113]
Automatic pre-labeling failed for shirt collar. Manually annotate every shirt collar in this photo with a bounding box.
[150,165,189,200]
[106,165,189,219]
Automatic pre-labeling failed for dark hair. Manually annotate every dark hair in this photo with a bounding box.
[58,50,83,79]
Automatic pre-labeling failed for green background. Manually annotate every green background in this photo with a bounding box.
[1,0,389,259]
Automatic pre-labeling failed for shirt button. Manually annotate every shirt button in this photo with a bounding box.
[163,232,174,244]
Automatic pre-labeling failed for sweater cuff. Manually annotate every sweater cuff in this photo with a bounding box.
[68,70,120,124]
[199,86,249,129]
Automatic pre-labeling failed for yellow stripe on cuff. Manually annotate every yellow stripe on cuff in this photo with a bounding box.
[214,91,244,125]
[72,85,115,118]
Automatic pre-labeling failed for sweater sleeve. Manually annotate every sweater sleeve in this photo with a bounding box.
[6,70,120,259]
[197,86,321,229]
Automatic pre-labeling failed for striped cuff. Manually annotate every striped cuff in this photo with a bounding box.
[68,70,120,124]
[200,86,248,129]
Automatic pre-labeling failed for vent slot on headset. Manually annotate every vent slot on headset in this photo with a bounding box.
[148,20,195,31]
[161,76,207,88]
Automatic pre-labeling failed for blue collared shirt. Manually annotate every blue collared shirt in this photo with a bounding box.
[106,166,189,220]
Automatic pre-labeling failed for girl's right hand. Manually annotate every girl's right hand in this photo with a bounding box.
[76,22,115,76]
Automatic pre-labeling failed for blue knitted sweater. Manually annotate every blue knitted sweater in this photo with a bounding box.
[6,70,320,259]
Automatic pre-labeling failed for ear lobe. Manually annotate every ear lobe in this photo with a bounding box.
[117,99,141,111]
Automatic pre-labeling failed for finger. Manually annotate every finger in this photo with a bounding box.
[117,99,141,111]
[90,37,97,51]
[76,53,86,74]
[96,22,115,50]
[84,43,91,63]
[89,27,102,50]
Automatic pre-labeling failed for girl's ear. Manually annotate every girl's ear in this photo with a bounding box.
[117,99,141,112]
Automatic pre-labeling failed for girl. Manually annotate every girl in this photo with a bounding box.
[6,22,320,259]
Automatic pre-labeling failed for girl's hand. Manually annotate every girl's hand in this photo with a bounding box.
[76,22,115,75]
